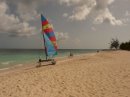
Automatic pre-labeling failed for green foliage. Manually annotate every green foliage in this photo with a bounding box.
[120,41,130,51]
[110,38,119,50]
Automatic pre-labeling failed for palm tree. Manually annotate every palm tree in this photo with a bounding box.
[110,38,119,50]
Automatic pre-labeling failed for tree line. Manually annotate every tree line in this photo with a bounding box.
[110,38,130,51]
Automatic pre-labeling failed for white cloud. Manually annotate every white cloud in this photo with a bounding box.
[0,1,8,13]
[0,1,37,37]
[60,0,96,21]
[125,11,130,16]
[0,0,126,37]
[18,9,38,22]
[69,5,92,21]
[59,0,81,6]
[108,0,114,4]
[60,0,123,26]
[94,0,123,26]
[63,13,68,17]
[95,0,115,9]
[16,2,39,22]
[94,8,123,26]
[55,32,69,41]
[122,18,129,23]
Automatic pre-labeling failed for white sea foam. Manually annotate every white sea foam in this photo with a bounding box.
[16,64,23,67]
[0,68,9,71]
[1,61,14,65]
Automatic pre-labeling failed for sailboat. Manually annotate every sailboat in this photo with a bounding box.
[37,14,58,66]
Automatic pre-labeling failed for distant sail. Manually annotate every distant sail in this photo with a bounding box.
[41,14,58,57]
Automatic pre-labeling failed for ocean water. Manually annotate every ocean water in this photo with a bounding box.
[0,49,97,69]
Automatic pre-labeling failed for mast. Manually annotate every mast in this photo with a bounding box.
[41,14,47,60]
[43,34,48,60]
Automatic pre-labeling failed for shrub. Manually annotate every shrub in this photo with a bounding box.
[120,41,130,51]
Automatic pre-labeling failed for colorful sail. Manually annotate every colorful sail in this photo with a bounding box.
[41,14,58,57]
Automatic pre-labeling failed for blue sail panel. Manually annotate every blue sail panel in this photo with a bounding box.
[44,33,57,56]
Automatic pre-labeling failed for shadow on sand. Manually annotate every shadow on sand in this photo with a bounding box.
[36,62,55,68]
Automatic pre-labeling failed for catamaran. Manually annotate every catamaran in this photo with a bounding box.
[37,14,58,66]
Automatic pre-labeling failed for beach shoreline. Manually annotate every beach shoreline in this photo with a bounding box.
[0,50,130,97]
[0,49,98,72]
[0,51,96,75]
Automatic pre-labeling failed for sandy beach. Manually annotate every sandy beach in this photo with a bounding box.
[0,51,130,97]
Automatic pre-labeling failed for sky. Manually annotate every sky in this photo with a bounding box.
[0,0,130,49]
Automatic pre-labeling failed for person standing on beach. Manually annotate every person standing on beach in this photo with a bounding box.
[69,52,73,57]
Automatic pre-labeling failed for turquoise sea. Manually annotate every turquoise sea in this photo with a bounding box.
[0,49,98,69]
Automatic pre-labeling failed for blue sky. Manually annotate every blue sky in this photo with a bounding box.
[0,0,130,49]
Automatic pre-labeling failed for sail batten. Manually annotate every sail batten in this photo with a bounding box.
[41,14,58,58]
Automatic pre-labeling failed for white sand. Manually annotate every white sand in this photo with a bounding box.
[0,51,130,97]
